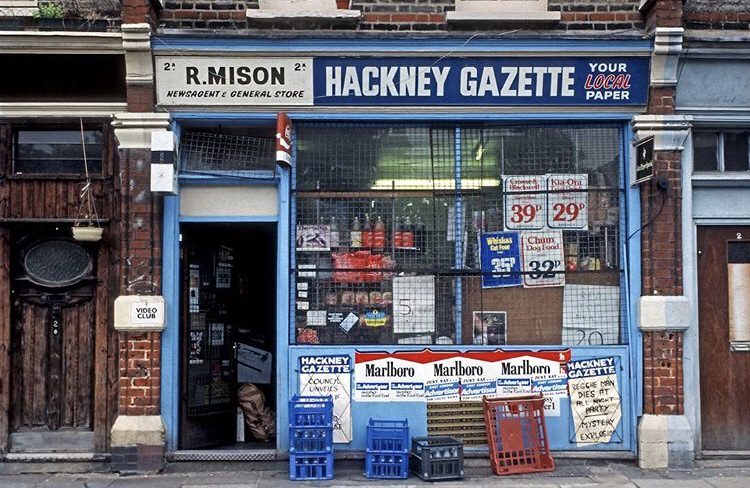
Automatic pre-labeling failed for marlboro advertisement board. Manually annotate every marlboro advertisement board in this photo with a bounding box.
[354,349,571,416]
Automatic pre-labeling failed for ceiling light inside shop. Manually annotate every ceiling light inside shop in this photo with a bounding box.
[371,178,501,190]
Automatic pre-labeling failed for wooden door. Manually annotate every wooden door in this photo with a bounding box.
[8,235,97,452]
[698,226,750,450]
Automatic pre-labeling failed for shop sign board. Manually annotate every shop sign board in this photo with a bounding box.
[299,355,353,443]
[503,176,546,231]
[547,174,588,230]
[155,56,649,107]
[479,232,522,289]
[567,357,622,444]
[354,349,570,416]
[156,56,314,106]
[520,231,565,288]
[634,136,654,185]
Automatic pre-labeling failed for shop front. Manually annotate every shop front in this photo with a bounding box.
[154,36,651,458]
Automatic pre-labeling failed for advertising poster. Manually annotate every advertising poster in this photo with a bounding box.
[567,357,622,444]
[472,311,507,345]
[547,174,589,230]
[296,224,331,251]
[479,232,522,288]
[520,231,565,288]
[354,349,570,415]
[503,176,546,231]
[299,355,352,443]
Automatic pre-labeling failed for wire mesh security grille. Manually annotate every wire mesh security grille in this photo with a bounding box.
[293,123,625,347]
[180,130,276,174]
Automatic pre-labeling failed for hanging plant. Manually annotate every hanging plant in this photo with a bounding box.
[72,118,103,242]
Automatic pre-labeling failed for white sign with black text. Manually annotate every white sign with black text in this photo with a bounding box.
[520,231,565,288]
[299,355,353,443]
[156,56,314,106]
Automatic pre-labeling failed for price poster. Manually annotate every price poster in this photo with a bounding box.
[503,176,546,231]
[547,174,589,230]
[479,232,522,289]
[521,231,565,288]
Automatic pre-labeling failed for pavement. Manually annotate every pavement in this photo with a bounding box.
[2,459,750,487]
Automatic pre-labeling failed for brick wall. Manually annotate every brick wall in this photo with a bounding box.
[643,331,684,415]
[158,0,643,31]
[684,0,750,30]
[123,0,160,26]
[117,148,163,416]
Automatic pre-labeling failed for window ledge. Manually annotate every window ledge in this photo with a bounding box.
[446,10,560,24]
[246,8,360,22]
[692,172,750,187]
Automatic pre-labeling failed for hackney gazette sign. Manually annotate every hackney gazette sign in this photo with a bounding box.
[155,56,649,107]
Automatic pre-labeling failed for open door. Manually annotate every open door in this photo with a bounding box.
[179,223,277,450]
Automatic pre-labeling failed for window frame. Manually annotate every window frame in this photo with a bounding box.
[10,125,107,179]
[693,129,750,173]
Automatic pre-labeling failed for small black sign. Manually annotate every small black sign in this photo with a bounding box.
[634,136,654,184]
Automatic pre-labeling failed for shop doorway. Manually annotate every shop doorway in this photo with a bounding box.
[697,226,750,450]
[179,223,277,450]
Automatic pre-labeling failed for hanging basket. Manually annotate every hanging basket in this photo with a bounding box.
[72,226,104,242]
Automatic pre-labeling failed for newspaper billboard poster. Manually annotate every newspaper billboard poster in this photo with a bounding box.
[354,349,570,415]
[567,356,622,444]
[299,355,352,443]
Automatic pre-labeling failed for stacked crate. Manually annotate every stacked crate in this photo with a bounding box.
[288,395,334,481]
[365,419,410,479]
[410,436,464,481]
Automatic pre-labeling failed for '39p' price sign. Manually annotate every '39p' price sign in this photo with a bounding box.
[503,176,546,230]
[521,231,565,288]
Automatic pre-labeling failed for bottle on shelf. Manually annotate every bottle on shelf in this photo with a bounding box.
[362,214,373,249]
[402,215,415,249]
[415,214,425,252]
[350,216,362,248]
[393,216,403,250]
[329,216,340,248]
[373,215,386,251]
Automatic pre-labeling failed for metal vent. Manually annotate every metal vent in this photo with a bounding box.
[180,131,276,174]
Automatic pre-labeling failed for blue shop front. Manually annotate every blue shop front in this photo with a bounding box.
[154,36,650,459]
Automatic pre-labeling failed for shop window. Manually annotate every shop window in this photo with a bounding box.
[293,123,624,347]
[12,129,103,176]
[693,130,750,172]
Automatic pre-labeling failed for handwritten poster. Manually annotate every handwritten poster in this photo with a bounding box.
[567,357,622,444]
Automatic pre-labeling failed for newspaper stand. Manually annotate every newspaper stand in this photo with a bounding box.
[365,419,409,479]
[288,395,334,481]
[410,436,464,481]
[482,394,554,476]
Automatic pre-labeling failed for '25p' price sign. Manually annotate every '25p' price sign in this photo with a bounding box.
[503,176,546,230]
[547,174,588,230]
[479,232,522,289]
[521,231,565,288]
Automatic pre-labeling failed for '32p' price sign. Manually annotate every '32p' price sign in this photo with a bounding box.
[521,231,565,288]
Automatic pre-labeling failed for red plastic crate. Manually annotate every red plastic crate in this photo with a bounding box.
[482,394,554,476]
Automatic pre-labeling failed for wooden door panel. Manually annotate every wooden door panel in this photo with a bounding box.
[698,226,750,450]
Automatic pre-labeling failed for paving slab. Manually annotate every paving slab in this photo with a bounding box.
[703,477,750,488]
[633,480,714,488]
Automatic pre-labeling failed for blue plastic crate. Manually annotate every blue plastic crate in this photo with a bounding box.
[366,418,409,452]
[289,425,333,453]
[289,452,334,481]
[365,451,409,479]
[289,395,333,427]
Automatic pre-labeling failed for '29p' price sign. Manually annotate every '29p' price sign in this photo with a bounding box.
[479,232,522,289]
[547,174,588,230]
[503,176,546,230]
[521,231,565,288]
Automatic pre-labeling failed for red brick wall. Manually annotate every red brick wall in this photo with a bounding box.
[684,0,750,30]
[117,148,163,416]
[123,0,160,27]
[643,331,684,415]
[158,0,643,31]
[127,84,156,114]
[643,0,683,31]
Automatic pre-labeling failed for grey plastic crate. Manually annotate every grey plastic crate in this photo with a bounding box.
[410,436,464,481]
